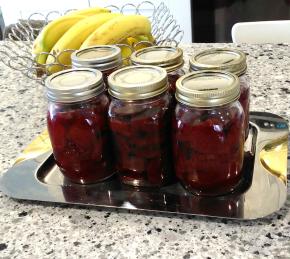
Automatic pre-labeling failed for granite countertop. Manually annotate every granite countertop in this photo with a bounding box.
[0,43,289,259]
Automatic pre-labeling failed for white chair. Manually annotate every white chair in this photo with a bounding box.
[232,20,290,44]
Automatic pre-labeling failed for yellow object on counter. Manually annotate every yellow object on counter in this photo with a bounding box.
[14,130,52,165]
[259,136,288,184]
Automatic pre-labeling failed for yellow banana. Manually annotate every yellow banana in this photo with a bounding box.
[117,41,133,66]
[66,6,110,16]
[126,35,155,50]
[119,34,156,64]
[32,15,85,64]
[46,13,121,74]
[119,36,148,64]
[126,36,141,47]
[80,15,151,48]
[147,33,156,44]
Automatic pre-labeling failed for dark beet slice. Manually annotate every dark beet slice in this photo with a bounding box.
[110,119,131,137]
[68,123,94,152]
[47,115,66,150]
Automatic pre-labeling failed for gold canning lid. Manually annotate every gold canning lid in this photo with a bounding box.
[108,65,168,100]
[71,45,122,71]
[130,46,184,73]
[175,70,240,107]
[45,68,105,103]
[189,48,247,76]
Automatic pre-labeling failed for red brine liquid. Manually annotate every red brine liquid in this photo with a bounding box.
[47,94,113,184]
[168,69,185,94]
[102,67,121,88]
[239,75,250,138]
[173,103,245,196]
[108,92,173,187]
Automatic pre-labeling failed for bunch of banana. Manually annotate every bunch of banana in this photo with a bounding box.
[32,7,110,65]
[46,12,122,73]
[32,6,155,74]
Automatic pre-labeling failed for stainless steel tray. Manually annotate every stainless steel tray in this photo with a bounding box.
[0,112,288,219]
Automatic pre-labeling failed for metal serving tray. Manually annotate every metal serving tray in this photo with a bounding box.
[0,112,288,220]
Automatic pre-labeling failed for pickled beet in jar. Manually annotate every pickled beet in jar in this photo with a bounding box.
[173,71,245,196]
[189,48,250,138]
[46,68,114,184]
[130,46,185,94]
[71,45,122,87]
[108,65,173,187]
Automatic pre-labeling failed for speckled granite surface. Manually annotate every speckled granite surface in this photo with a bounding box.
[0,43,289,259]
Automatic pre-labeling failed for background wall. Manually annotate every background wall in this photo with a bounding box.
[0,0,192,42]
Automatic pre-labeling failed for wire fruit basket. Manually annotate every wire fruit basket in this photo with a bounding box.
[0,1,184,84]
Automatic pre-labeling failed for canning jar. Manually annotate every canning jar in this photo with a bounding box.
[71,45,122,87]
[189,48,250,138]
[108,65,173,187]
[130,46,185,94]
[46,68,114,184]
[173,71,245,196]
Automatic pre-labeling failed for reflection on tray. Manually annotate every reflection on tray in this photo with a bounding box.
[260,136,288,184]
[36,152,255,218]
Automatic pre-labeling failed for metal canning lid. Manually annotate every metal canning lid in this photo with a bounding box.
[71,45,122,71]
[189,48,247,76]
[108,65,168,100]
[130,46,184,73]
[45,68,105,103]
[175,70,240,107]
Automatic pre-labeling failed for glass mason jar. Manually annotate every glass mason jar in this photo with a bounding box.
[130,46,185,94]
[189,48,250,138]
[108,65,173,187]
[71,45,122,87]
[173,71,245,196]
[45,68,114,184]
